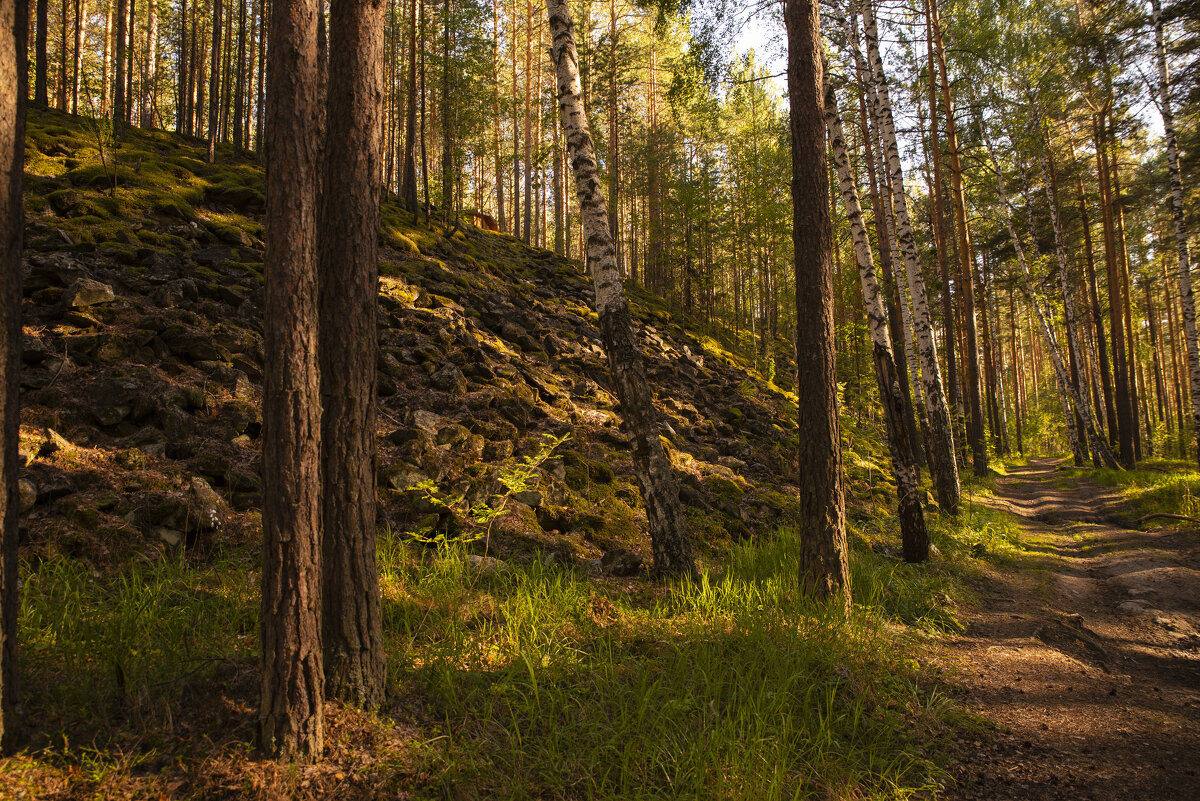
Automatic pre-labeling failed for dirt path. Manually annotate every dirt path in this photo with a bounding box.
[946,458,1200,800]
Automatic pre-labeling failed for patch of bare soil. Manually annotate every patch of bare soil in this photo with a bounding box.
[945,458,1200,800]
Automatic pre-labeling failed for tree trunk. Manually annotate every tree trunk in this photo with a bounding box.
[984,135,1119,469]
[785,0,850,608]
[142,0,156,126]
[72,0,85,114]
[1,0,27,750]
[546,0,695,578]
[114,0,126,128]
[929,0,985,476]
[259,0,324,761]
[206,0,223,160]
[319,0,387,709]
[860,0,959,513]
[826,72,928,562]
[177,0,187,131]
[233,0,247,148]
[1094,112,1133,467]
[1152,0,1199,466]
[400,0,418,212]
[491,0,503,229]
[440,0,452,224]
[34,0,46,105]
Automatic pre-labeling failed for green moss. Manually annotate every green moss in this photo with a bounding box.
[703,476,745,509]
[153,197,197,221]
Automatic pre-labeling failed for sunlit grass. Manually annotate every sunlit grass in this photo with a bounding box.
[17,526,978,799]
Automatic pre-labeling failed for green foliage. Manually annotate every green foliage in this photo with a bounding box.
[382,534,958,800]
[20,554,257,721]
[1086,459,1200,524]
[409,433,570,549]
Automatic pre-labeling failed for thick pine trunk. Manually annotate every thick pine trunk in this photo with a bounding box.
[259,0,324,761]
[546,0,695,578]
[1,0,26,750]
[319,0,387,709]
[826,74,928,562]
[785,0,850,608]
[860,0,959,513]
[1152,0,1200,466]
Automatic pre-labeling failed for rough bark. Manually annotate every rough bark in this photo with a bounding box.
[860,0,959,513]
[546,0,695,578]
[826,73,928,563]
[259,0,324,761]
[1152,0,1200,466]
[785,0,850,607]
[319,0,387,709]
[1,0,26,751]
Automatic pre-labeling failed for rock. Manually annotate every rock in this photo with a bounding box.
[90,377,145,426]
[38,428,75,457]
[383,466,431,492]
[436,424,471,446]
[430,363,467,394]
[411,410,445,433]
[188,476,226,532]
[468,554,506,576]
[512,489,542,508]
[156,527,183,547]
[36,474,74,503]
[18,479,36,512]
[65,277,116,308]
[601,548,643,577]
[1118,600,1152,614]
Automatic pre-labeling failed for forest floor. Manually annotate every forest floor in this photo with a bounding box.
[947,457,1200,800]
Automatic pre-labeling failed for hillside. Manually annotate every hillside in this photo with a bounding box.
[18,107,819,573]
[5,107,986,801]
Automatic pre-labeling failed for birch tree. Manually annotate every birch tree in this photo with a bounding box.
[826,71,928,562]
[859,0,960,513]
[545,0,695,578]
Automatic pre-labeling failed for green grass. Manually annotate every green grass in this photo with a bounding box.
[14,524,985,799]
[1084,457,1200,525]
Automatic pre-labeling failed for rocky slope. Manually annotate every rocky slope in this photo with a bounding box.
[18,107,811,575]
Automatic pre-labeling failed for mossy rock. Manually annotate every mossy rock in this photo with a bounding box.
[153,197,197,221]
[561,451,616,491]
[703,475,745,509]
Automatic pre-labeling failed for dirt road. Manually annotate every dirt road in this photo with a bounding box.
[947,458,1200,800]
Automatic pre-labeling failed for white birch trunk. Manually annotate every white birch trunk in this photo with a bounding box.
[859,0,960,511]
[825,71,928,561]
[546,0,695,576]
